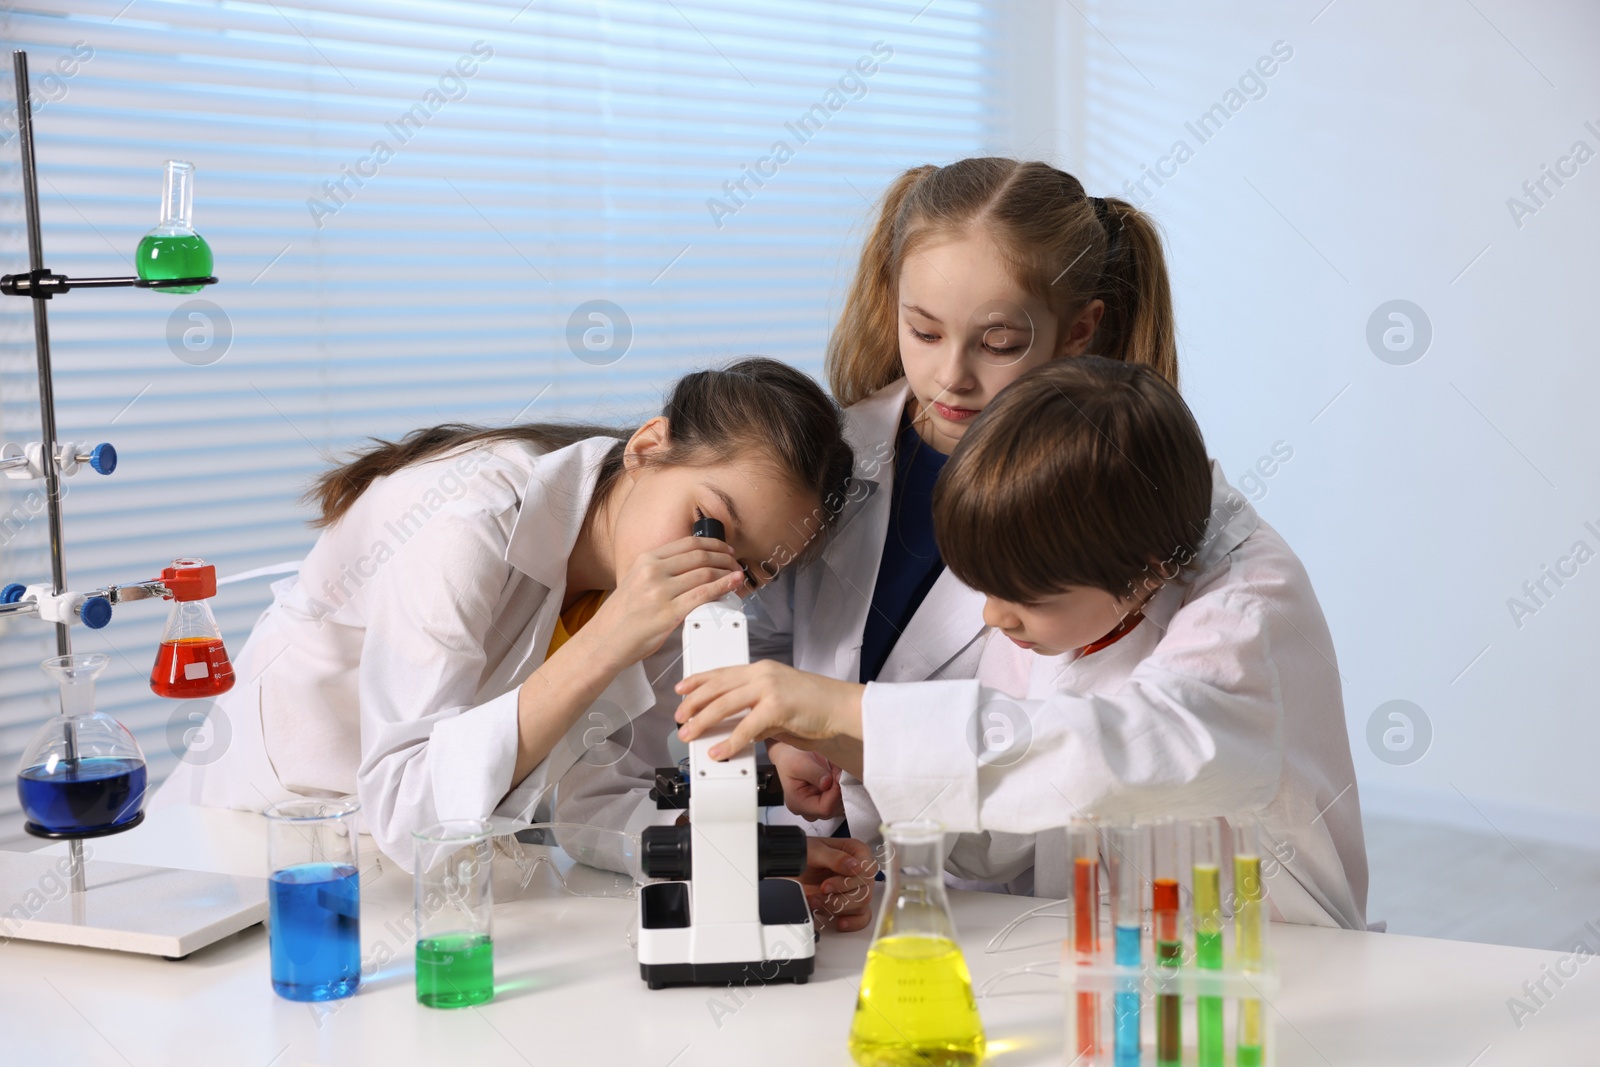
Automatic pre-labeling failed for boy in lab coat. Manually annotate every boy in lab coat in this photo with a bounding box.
[674,357,1369,929]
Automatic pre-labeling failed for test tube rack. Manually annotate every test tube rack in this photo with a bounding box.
[1063,927,1279,1067]
[1061,819,1278,1067]
[0,49,265,957]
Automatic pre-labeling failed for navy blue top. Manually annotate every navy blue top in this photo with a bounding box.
[858,412,949,684]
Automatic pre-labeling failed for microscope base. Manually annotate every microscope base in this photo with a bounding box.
[637,878,817,989]
[640,955,814,990]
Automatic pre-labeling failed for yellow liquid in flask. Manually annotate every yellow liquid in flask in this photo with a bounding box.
[848,935,986,1066]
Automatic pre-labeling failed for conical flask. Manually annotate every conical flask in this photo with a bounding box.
[135,160,213,293]
[150,558,235,699]
[17,653,148,837]
[848,820,986,1067]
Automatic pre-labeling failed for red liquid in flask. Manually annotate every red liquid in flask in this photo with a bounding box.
[151,636,235,698]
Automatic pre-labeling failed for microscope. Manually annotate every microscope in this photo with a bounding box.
[635,517,817,989]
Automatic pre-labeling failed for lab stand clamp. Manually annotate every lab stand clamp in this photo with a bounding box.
[635,517,817,990]
[0,49,261,959]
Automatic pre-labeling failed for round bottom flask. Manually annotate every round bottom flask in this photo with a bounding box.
[17,653,147,838]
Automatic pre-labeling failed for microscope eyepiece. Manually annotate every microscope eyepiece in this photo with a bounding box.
[692,516,725,541]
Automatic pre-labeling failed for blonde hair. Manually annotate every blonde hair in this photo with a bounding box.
[827,158,1178,406]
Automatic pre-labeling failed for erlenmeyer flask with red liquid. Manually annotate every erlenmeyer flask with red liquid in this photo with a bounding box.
[150,558,235,699]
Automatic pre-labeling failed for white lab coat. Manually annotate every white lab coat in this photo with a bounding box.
[743,379,992,841]
[856,461,1370,930]
[151,435,668,871]
[550,379,991,850]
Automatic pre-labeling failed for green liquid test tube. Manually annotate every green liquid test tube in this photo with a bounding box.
[1192,820,1225,1067]
[1235,818,1266,1067]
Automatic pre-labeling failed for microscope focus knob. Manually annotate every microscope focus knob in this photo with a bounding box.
[757,825,808,879]
[641,823,692,881]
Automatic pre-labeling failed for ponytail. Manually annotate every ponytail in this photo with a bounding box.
[826,159,1180,402]
[306,358,855,546]
[1091,197,1178,387]
[827,164,936,406]
[306,423,626,529]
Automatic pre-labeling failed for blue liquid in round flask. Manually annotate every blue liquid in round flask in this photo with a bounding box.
[17,654,147,837]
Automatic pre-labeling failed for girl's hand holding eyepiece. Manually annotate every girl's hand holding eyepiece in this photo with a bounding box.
[578,535,744,671]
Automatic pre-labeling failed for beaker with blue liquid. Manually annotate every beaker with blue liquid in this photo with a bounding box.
[265,797,362,1002]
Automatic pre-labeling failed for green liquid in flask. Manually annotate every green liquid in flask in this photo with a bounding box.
[136,232,213,293]
[415,933,494,1008]
[848,935,985,1067]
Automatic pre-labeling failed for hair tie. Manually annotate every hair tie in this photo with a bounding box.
[1089,195,1124,267]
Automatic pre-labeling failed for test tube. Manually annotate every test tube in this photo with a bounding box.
[1234,816,1265,1067]
[1109,824,1145,1067]
[1151,820,1183,1067]
[1069,820,1102,1060]
[1191,818,1225,1067]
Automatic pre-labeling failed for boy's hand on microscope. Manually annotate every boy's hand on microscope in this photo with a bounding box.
[799,836,877,934]
[580,535,744,669]
[673,660,865,761]
[768,741,845,820]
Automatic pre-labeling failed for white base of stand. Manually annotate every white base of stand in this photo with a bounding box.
[0,850,267,957]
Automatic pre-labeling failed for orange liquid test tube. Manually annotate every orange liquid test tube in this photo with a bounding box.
[1070,822,1101,1058]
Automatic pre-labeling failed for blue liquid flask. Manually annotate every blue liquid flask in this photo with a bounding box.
[17,654,147,838]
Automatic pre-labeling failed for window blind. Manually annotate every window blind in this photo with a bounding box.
[0,0,1001,846]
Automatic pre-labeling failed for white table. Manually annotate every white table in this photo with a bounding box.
[1,805,1594,1066]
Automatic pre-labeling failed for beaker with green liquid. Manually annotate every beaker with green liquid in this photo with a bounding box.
[135,160,212,293]
[413,819,495,1009]
[849,820,985,1067]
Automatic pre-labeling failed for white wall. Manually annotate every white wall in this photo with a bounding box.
[999,0,1600,845]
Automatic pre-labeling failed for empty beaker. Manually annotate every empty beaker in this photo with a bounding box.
[265,797,362,1002]
[414,819,495,1008]
[150,558,234,699]
[848,820,985,1067]
[135,160,213,293]
[17,653,147,837]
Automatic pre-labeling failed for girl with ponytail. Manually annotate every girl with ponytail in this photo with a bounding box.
[671,158,1182,842]
[674,167,1367,927]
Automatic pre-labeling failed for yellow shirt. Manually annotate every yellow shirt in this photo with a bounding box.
[546,590,607,658]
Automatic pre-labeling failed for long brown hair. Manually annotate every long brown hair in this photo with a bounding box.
[933,357,1211,603]
[306,358,856,550]
[828,158,1177,406]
